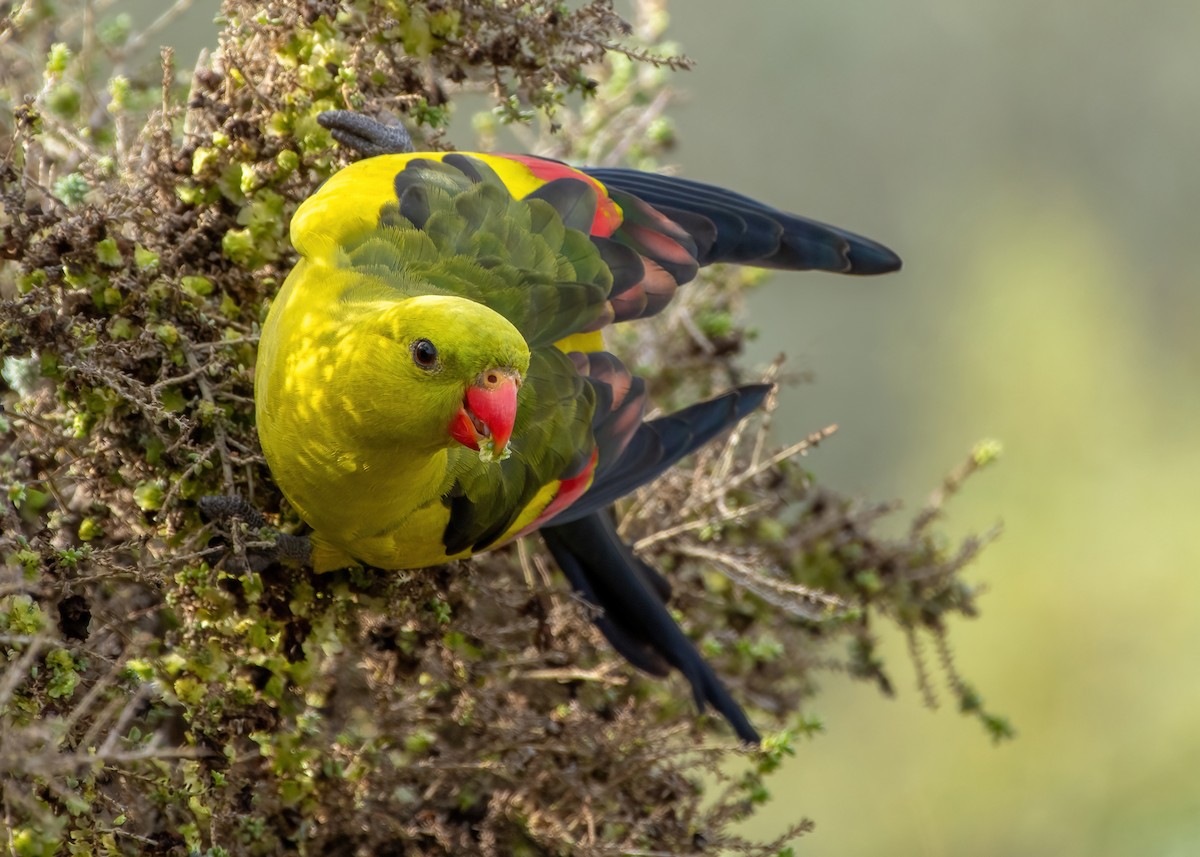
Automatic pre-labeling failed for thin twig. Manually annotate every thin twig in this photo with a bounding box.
[182,339,235,489]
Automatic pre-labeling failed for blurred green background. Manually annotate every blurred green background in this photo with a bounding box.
[110,1,1200,853]
[663,3,1200,855]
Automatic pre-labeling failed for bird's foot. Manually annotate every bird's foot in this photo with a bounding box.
[198,494,312,571]
[317,110,415,157]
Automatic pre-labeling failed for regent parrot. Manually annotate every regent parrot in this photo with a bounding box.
[254,116,901,743]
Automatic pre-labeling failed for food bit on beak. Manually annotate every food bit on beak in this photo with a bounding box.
[448,368,521,462]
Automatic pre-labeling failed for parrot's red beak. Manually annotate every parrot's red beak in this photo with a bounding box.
[449,369,520,456]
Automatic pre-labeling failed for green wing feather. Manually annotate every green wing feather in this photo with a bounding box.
[366,158,615,347]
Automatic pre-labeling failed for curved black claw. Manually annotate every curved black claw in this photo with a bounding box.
[317,110,416,157]
[199,494,312,570]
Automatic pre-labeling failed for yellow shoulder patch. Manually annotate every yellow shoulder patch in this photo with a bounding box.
[553,330,605,354]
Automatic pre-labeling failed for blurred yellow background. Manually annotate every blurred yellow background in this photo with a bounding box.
[664,3,1200,854]
[110,1,1200,852]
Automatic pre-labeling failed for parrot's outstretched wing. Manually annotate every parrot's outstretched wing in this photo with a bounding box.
[582,166,902,275]
[542,511,761,744]
[556,378,773,524]
[539,383,772,744]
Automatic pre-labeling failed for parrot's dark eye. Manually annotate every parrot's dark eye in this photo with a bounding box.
[411,338,439,369]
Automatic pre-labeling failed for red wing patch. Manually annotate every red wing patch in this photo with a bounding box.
[514,449,599,538]
[502,154,624,238]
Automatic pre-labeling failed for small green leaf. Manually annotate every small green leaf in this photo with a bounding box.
[134,246,160,271]
[133,480,165,511]
[52,173,89,206]
[45,42,71,75]
[181,275,214,297]
[106,75,130,112]
[972,438,1003,466]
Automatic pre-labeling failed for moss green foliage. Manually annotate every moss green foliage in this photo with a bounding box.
[0,1,1004,854]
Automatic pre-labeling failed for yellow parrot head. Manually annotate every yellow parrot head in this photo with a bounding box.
[370,293,530,460]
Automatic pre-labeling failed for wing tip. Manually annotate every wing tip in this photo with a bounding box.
[735,383,774,418]
[845,238,903,276]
